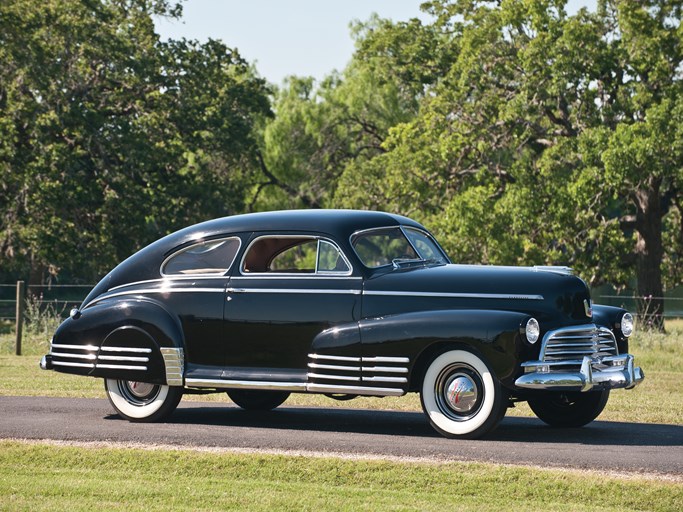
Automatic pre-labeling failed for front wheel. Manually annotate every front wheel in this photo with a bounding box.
[105,379,182,422]
[528,390,610,428]
[420,349,506,439]
[227,389,290,411]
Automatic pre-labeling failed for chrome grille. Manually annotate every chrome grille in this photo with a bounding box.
[540,324,618,363]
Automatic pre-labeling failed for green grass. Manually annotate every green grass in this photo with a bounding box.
[1,320,681,425]
[0,440,681,512]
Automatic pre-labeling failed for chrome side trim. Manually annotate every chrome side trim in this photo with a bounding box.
[161,347,184,386]
[307,383,405,397]
[53,361,95,369]
[231,276,362,281]
[87,288,224,307]
[185,378,306,392]
[308,363,360,372]
[362,376,408,384]
[49,351,96,360]
[307,373,361,382]
[361,366,408,374]
[98,355,150,362]
[95,364,147,371]
[227,288,361,296]
[363,290,544,301]
[307,354,361,362]
[362,356,410,363]
[108,276,231,292]
[51,343,99,352]
[100,346,153,354]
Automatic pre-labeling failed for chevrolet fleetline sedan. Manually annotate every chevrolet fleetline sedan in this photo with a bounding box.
[41,210,644,439]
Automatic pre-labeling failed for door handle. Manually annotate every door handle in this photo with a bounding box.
[227,288,247,294]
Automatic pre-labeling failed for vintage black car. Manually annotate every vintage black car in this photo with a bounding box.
[41,210,644,439]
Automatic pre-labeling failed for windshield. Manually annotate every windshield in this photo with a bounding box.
[351,227,449,268]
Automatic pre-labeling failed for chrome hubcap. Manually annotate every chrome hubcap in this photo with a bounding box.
[435,364,483,421]
[127,381,156,399]
[445,374,478,413]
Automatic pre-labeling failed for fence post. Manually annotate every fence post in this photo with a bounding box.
[15,280,25,356]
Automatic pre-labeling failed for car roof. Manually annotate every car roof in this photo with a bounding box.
[158,209,425,250]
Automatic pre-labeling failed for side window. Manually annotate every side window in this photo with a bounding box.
[242,236,351,275]
[404,228,448,263]
[318,240,350,273]
[269,239,317,273]
[162,237,241,275]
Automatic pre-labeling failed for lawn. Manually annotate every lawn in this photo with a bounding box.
[0,440,681,512]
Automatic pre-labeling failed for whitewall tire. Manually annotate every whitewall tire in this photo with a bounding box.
[105,379,182,422]
[420,349,506,439]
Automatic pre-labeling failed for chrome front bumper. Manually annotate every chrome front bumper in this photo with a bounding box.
[514,354,644,392]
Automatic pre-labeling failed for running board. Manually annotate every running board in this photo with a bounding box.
[184,378,405,397]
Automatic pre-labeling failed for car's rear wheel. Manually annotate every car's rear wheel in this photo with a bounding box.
[227,389,290,411]
[420,349,506,439]
[527,390,610,427]
[104,379,182,422]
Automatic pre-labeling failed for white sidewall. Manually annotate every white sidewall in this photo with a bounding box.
[105,379,170,419]
[422,350,495,436]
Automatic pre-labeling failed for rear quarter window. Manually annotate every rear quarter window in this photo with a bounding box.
[162,237,241,275]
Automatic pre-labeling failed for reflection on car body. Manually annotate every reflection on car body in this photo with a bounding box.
[41,210,643,439]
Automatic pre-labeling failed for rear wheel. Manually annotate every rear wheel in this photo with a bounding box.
[420,349,506,439]
[528,390,610,427]
[227,389,290,411]
[104,379,182,422]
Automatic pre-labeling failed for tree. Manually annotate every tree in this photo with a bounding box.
[0,0,271,283]
[335,0,683,328]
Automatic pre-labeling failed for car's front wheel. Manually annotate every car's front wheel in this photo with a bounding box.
[420,349,506,439]
[527,390,610,428]
[104,379,182,422]
[227,389,290,411]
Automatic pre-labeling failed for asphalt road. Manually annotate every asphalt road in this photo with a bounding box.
[1,396,681,477]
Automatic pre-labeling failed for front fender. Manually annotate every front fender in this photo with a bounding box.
[51,297,184,384]
[358,309,534,388]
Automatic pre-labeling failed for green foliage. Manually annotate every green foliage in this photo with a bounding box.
[331,0,683,323]
[0,0,271,283]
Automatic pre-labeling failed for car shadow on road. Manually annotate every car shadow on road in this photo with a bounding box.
[138,403,683,446]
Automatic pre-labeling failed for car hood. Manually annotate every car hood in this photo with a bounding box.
[364,264,592,323]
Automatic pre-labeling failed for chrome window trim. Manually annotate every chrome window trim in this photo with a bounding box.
[159,236,242,278]
[239,234,354,277]
[349,225,450,269]
[363,290,544,301]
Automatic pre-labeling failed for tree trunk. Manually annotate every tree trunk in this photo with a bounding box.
[633,180,665,331]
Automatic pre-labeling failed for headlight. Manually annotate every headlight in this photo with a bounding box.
[620,312,634,337]
[525,317,540,344]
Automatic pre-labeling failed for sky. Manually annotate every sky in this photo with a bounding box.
[155,0,594,86]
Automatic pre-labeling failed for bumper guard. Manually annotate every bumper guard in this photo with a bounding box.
[514,354,644,392]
